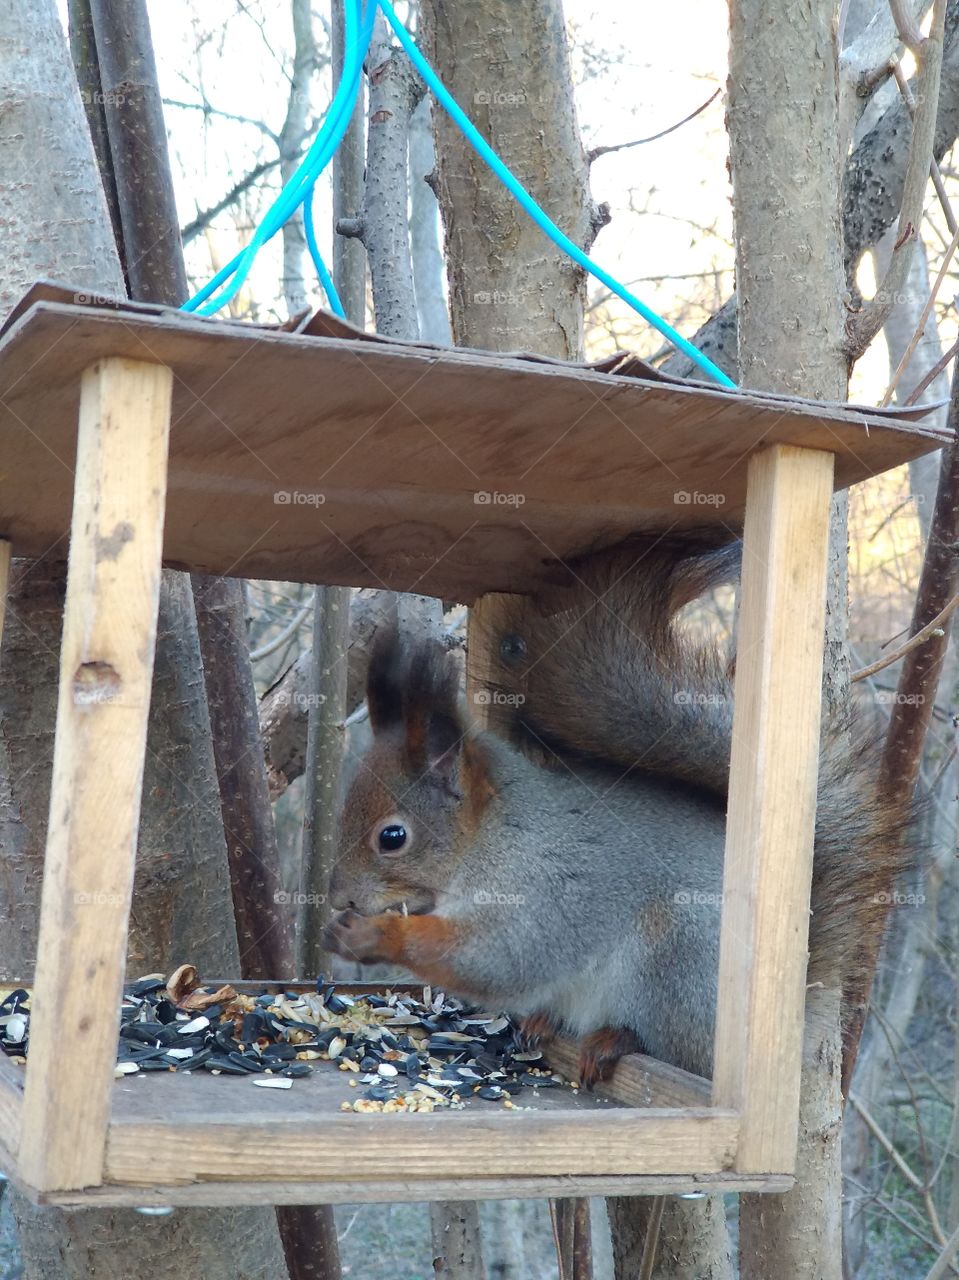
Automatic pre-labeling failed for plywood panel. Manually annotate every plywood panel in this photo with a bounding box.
[0,296,946,600]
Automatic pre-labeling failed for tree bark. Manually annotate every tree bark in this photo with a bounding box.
[278,0,317,316]
[0,4,287,1278]
[728,3,849,1279]
[662,0,959,383]
[409,96,451,344]
[421,3,723,1276]
[429,1201,486,1280]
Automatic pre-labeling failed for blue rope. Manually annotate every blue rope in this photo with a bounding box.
[375,0,733,388]
[183,0,374,316]
[183,0,734,388]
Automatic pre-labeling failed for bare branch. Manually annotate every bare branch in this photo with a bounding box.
[181,155,282,244]
[890,0,926,49]
[893,59,958,233]
[881,220,959,404]
[850,592,959,681]
[588,89,720,162]
[846,0,949,357]
[163,95,280,143]
[904,333,959,404]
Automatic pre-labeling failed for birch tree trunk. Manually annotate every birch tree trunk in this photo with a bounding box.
[0,5,287,1277]
[728,4,849,1277]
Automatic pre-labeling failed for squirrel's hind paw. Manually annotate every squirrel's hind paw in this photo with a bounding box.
[577,1026,642,1090]
[516,1011,559,1051]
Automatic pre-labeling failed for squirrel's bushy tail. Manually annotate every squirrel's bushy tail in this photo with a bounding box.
[479,534,739,799]
[478,534,918,991]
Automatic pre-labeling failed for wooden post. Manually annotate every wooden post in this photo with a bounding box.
[711,443,834,1173]
[0,539,10,649]
[19,357,172,1192]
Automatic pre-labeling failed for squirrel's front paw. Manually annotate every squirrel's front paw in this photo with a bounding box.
[321,909,391,964]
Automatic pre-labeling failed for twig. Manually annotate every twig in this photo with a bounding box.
[250,593,314,662]
[882,220,959,405]
[163,95,280,142]
[892,60,958,235]
[588,89,720,161]
[182,157,281,244]
[845,0,948,357]
[638,1196,665,1280]
[849,1093,922,1189]
[890,0,926,49]
[905,335,959,405]
[850,593,959,681]
[927,1222,959,1280]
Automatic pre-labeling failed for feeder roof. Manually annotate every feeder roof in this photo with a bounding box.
[0,283,946,600]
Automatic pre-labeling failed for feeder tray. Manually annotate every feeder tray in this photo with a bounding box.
[0,283,947,1207]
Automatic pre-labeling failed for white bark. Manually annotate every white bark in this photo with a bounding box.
[409,96,451,343]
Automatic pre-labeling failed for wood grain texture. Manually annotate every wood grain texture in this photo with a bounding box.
[35,1171,792,1208]
[0,1058,22,1154]
[711,444,834,1172]
[18,358,172,1192]
[0,299,945,601]
[104,1109,738,1186]
[0,539,10,647]
[543,1038,711,1109]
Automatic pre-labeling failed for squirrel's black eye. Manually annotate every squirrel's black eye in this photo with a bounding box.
[500,633,527,663]
[378,823,408,853]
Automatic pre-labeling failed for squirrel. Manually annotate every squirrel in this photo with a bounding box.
[321,535,915,1086]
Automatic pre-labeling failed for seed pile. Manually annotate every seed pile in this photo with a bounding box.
[0,969,574,1113]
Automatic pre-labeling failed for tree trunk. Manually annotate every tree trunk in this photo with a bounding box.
[421,3,726,1276]
[429,1201,485,1280]
[409,96,451,344]
[0,4,287,1278]
[728,3,849,1278]
[279,0,316,316]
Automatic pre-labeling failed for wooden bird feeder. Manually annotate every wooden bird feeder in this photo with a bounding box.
[0,282,947,1208]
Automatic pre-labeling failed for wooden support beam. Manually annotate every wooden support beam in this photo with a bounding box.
[104,1109,738,1186]
[33,1172,795,1209]
[18,358,172,1192]
[711,443,834,1172]
[0,1058,22,1155]
[0,539,10,648]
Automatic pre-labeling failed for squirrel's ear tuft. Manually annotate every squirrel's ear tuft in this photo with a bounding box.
[404,642,466,785]
[367,628,405,732]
